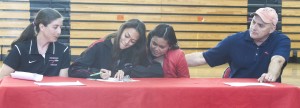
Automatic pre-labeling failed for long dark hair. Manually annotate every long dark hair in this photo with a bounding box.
[111,19,147,66]
[11,8,63,49]
[147,23,179,51]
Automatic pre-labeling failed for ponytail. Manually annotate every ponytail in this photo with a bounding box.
[11,22,36,49]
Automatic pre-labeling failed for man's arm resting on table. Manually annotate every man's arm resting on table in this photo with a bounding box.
[185,52,207,67]
[0,64,15,79]
[258,55,286,82]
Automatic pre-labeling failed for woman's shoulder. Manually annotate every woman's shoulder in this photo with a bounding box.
[54,41,68,47]
[53,42,70,52]
[88,38,112,49]
[13,40,32,49]
[163,49,186,66]
[166,49,185,57]
[83,39,112,55]
[168,49,184,54]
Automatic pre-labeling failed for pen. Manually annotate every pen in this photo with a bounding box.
[90,72,102,76]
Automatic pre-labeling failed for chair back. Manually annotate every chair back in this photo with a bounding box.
[223,67,231,78]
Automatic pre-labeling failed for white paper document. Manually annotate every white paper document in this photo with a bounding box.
[224,82,275,87]
[34,81,85,86]
[11,71,43,81]
[91,78,139,82]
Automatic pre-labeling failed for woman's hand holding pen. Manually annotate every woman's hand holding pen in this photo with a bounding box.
[100,69,111,80]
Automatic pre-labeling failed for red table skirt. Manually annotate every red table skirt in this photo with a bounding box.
[0,77,299,108]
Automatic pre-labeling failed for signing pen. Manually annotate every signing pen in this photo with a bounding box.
[90,72,102,76]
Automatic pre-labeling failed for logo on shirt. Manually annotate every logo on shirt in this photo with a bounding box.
[28,60,36,63]
[49,57,59,66]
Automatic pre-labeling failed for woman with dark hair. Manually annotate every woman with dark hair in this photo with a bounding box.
[0,8,70,78]
[147,24,189,78]
[69,19,163,80]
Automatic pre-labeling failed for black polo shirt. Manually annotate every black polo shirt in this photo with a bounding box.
[4,39,70,76]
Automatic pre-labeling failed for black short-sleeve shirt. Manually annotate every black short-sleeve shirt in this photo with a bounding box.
[4,39,71,76]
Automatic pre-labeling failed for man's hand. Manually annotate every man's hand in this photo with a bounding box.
[258,55,286,83]
[258,73,277,83]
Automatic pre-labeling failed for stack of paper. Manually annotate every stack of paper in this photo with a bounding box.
[224,82,275,87]
[11,71,43,81]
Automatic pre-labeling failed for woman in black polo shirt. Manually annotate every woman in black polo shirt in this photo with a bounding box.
[0,8,70,78]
